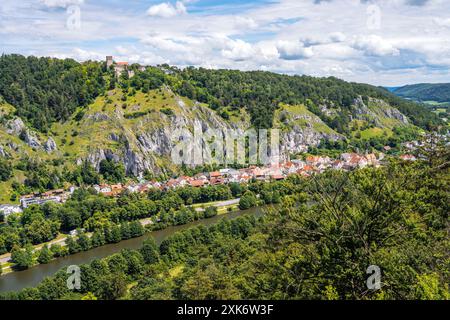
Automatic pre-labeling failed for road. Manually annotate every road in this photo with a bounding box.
[193,198,240,212]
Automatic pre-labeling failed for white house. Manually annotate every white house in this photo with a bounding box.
[0,204,23,219]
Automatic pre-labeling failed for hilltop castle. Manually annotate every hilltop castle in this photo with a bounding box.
[106,56,145,78]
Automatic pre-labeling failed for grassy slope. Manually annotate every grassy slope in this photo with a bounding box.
[274,103,338,135]
[350,99,419,140]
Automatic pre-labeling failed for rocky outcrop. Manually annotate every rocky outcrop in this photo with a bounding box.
[22,130,41,149]
[79,149,121,171]
[5,118,25,136]
[44,137,57,153]
[6,142,18,152]
[282,126,341,154]
[109,133,121,142]
[381,106,409,124]
[0,145,8,158]
[68,92,413,177]
[87,112,110,122]
[4,117,45,150]
[353,96,409,126]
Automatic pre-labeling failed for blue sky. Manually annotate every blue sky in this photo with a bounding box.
[1,0,450,86]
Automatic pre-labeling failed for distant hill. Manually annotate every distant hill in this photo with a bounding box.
[384,87,401,93]
[390,83,450,103]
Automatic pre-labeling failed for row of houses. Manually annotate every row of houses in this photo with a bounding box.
[0,152,416,220]
[90,152,386,196]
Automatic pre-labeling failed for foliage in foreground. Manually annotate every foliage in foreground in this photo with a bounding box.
[1,141,448,300]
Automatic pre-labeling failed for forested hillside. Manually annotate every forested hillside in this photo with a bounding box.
[176,67,441,130]
[0,55,105,131]
[391,83,450,103]
[0,54,443,203]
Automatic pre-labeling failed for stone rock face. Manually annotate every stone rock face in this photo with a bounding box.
[0,145,8,158]
[4,117,45,149]
[353,96,409,126]
[282,126,341,154]
[2,90,409,177]
[109,133,121,142]
[87,112,110,122]
[382,107,409,124]
[22,130,41,149]
[81,149,121,171]
[80,106,343,175]
[78,103,244,175]
[6,142,19,152]
[44,137,57,153]
[5,118,26,136]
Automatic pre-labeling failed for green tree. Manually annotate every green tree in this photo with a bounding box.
[96,273,127,300]
[99,159,125,183]
[11,245,34,270]
[66,236,81,254]
[37,245,53,264]
[140,238,160,264]
[0,159,13,181]
[77,233,92,251]
[91,230,106,248]
[229,183,243,197]
[239,191,258,210]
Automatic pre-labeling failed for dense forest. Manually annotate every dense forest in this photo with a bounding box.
[1,136,448,300]
[174,67,442,130]
[0,54,441,133]
[392,83,450,103]
[0,54,105,131]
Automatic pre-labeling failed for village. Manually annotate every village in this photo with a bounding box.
[0,151,419,220]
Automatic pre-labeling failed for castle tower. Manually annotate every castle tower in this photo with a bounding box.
[106,56,113,69]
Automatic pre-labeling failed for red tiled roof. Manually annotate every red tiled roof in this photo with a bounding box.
[190,180,205,187]
[209,171,221,178]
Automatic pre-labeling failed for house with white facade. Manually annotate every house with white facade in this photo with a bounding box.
[0,204,22,219]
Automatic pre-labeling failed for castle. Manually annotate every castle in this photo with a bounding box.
[106,56,145,78]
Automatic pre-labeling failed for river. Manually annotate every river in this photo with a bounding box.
[0,206,267,293]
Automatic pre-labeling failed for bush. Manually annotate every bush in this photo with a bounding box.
[204,206,218,218]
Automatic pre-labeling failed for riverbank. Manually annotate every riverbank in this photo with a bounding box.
[0,205,267,293]
[0,198,241,276]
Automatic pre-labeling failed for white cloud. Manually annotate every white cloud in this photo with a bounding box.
[233,16,258,30]
[434,17,450,28]
[3,0,450,86]
[53,48,103,61]
[221,39,255,61]
[276,40,314,60]
[329,32,346,43]
[141,34,189,52]
[352,35,400,57]
[147,1,187,18]
[40,0,84,8]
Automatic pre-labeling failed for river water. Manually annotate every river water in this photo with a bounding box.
[0,206,267,293]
